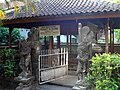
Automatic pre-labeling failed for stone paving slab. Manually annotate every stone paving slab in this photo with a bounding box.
[36,75,77,90]
[36,84,72,90]
[0,75,78,90]
[49,75,78,87]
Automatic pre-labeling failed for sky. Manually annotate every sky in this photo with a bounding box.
[0,0,9,3]
[0,0,10,3]
[0,0,5,3]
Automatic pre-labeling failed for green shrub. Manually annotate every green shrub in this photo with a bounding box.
[0,48,17,78]
[0,48,15,60]
[86,53,120,90]
[0,60,16,78]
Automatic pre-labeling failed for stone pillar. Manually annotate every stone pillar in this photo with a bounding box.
[28,27,41,82]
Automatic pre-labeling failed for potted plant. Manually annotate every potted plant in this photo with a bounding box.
[86,53,120,90]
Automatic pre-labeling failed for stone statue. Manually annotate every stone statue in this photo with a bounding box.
[72,23,96,90]
[77,24,96,80]
[19,40,32,78]
[15,27,40,90]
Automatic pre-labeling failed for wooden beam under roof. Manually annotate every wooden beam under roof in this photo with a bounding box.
[2,12,120,26]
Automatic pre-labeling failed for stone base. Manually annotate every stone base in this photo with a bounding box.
[15,85,33,90]
[15,76,35,83]
[72,86,87,90]
[15,83,36,90]
[15,76,35,90]
[72,79,91,90]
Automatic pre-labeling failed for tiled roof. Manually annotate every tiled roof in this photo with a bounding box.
[6,0,120,19]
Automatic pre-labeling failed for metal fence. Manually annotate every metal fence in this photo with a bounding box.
[38,48,68,84]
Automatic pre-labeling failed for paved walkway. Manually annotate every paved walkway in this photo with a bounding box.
[36,84,72,90]
[0,75,78,90]
[36,75,78,90]
[50,75,77,87]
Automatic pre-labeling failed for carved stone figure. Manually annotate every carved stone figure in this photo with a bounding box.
[77,23,95,80]
[19,40,32,78]
[15,27,40,90]
[72,23,97,90]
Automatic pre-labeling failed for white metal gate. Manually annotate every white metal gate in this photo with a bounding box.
[38,48,68,84]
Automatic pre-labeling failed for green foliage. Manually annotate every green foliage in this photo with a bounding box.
[2,60,16,78]
[106,0,120,3]
[0,0,37,20]
[0,9,5,19]
[0,27,9,44]
[11,28,21,43]
[0,48,17,78]
[0,27,21,45]
[114,29,120,43]
[86,53,120,90]
[0,48,15,60]
[112,0,120,3]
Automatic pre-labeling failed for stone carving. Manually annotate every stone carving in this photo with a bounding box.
[77,23,95,81]
[15,27,40,90]
[19,40,32,78]
[73,23,97,90]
